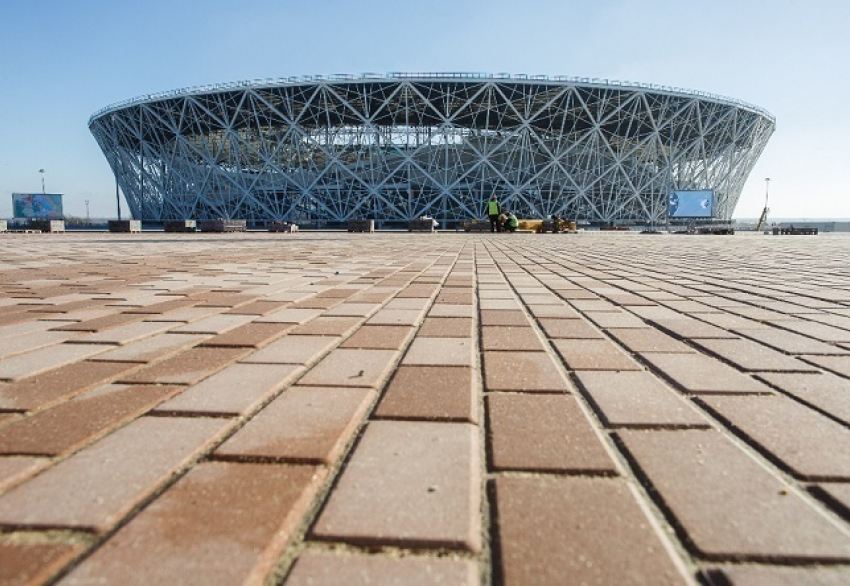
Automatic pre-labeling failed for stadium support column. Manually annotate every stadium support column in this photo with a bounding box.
[116,178,122,221]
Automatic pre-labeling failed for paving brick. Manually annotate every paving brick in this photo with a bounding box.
[216,386,374,463]
[649,317,739,339]
[0,384,181,456]
[493,476,685,585]
[616,429,850,560]
[0,360,140,411]
[487,394,617,473]
[799,355,850,377]
[479,299,522,311]
[299,348,398,388]
[584,311,649,329]
[169,313,254,335]
[479,310,528,326]
[641,352,773,394]
[771,320,850,343]
[736,327,850,355]
[141,306,222,323]
[288,296,344,309]
[62,462,323,585]
[49,312,145,333]
[0,542,87,586]
[223,299,289,315]
[0,344,114,382]
[375,366,476,422]
[155,363,301,416]
[118,346,248,385]
[812,482,850,519]
[255,307,323,324]
[199,321,292,348]
[483,351,571,392]
[240,335,339,365]
[286,552,478,585]
[312,420,480,551]
[427,303,473,318]
[0,416,229,531]
[0,329,80,360]
[697,394,850,480]
[705,565,850,586]
[384,298,430,310]
[575,371,710,428]
[340,325,413,350]
[402,337,473,367]
[87,332,207,363]
[418,317,473,338]
[366,308,425,327]
[479,325,542,351]
[120,297,198,314]
[192,293,257,308]
[757,372,850,425]
[0,456,46,492]
[435,288,473,304]
[692,338,820,372]
[537,318,603,339]
[607,327,696,353]
[288,317,363,337]
[71,320,177,346]
[552,339,642,371]
[322,302,381,317]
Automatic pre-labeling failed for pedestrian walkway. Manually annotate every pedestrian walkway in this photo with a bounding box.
[0,232,849,584]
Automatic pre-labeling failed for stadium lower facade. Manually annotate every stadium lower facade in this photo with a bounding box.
[89,73,775,227]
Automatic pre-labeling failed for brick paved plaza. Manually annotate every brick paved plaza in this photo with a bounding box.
[0,231,849,584]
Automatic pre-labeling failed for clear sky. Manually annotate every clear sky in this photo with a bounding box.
[1,0,848,219]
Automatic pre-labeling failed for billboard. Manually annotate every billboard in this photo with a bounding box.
[12,193,64,219]
[668,190,714,219]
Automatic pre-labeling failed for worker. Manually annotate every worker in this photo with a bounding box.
[487,194,502,232]
[502,209,519,233]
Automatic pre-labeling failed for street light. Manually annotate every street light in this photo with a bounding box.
[39,169,45,194]
[85,200,90,223]
[764,177,770,208]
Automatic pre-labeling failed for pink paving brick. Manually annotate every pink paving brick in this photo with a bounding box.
[0,329,80,360]
[311,420,481,551]
[607,327,696,353]
[418,317,473,338]
[240,335,339,365]
[552,338,642,371]
[616,429,850,560]
[641,352,773,394]
[697,394,850,480]
[0,343,114,382]
[0,384,182,456]
[298,348,398,388]
[0,416,230,531]
[340,325,413,349]
[537,318,603,339]
[706,565,850,586]
[575,370,710,428]
[69,320,176,346]
[481,326,545,351]
[526,304,582,319]
[757,371,850,425]
[290,316,363,337]
[255,307,323,324]
[198,321,293,348]
[427,303,474,318]
[169,313,254,335]
[120,297,198,314]
[483,351,571,392]
[493,476,686,585]
[0,456,47,492]
[155,363,301,415]
[62,462,324,585]
[87,332,207,363]
[692,338,820,372]
[0,360,139,411]
[375,365,476,422]
[286,552,479,585]
[215,386,374,463]
[322,302,381,317]
[223,299,289,315]
[0,542,87,586]
[117,346,248,385]
[487,393,617,474]
[402,337,473,366]
[584,310,649,329]
[49,312,145,333]
[366,308,426,327]
[479,310,530,326]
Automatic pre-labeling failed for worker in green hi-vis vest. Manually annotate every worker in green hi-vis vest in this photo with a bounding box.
[487,194,502,233]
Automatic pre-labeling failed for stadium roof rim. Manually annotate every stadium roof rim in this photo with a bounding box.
[88,71,775,126]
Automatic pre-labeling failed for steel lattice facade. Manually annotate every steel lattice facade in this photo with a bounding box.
[89,73,775,225]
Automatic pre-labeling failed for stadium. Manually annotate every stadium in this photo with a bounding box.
[88,73,775,227]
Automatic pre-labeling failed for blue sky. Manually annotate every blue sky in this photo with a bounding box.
[1,0,848,219]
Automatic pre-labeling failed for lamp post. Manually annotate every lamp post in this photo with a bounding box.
[39,169,45,194]
[764,177,770,208]
[85,200,90,224]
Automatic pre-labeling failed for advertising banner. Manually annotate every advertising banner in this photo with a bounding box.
[668,190,714,218]
[12,193,64,219]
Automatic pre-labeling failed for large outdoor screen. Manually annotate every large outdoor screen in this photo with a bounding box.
[668,190,714,218]
[12,193,64,219]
